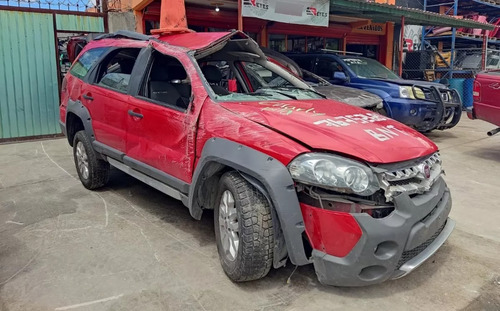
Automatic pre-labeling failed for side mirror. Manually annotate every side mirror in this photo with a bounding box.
[333,71,348,82]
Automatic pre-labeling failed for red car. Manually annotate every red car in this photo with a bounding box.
[59,30,454,286]
[469,71,500,136]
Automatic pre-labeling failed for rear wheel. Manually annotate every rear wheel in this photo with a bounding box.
[73,131,110,190]
[214,171,274,282]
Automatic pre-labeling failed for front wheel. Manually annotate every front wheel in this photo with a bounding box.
[214,171,274,282]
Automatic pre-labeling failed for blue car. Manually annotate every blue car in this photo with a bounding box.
[286,53,462,132]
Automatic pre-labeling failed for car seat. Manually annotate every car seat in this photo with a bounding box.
[149,67,184,108]
[201,65,229,95]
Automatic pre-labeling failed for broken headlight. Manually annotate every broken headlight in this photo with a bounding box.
[288,153,379,196]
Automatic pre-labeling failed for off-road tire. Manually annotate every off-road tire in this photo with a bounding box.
[73,131,110,190]
[214,171,274,282]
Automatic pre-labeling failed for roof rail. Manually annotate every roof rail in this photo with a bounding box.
[94,30,152,41]
[320,49,363,56]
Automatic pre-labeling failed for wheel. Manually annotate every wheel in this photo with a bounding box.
[73,131,110,190]
[214,171,274,282]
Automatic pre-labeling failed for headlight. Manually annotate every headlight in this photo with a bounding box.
[288,153,379,196]
[399,86,425,100]
[399,86,415,99]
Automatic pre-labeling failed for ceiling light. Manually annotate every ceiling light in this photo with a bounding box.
[215,5,220,12]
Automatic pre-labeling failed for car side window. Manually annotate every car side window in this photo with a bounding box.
[69,47,109,80]
[139,52,191,111]
[95,48,141,93]
[294,57,314,71]
[315,58,344,79]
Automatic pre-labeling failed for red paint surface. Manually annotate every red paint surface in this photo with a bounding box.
[219,100,437,164]
[300,203,363,257]
[472,72,500,127]
[158,32,245,50]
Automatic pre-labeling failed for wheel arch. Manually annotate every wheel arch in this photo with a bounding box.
[65,99,96,146]
[189,138,310,267]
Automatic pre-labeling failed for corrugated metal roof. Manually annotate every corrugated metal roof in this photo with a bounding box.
[330,0,495,30]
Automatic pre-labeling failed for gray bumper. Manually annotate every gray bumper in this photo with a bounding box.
[311,177,453,287]
[59,120,67,137]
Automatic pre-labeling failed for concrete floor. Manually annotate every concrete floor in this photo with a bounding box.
[1,114,499,311]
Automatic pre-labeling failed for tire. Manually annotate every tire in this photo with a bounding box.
[214,171,274,282]
[73,131,110,190]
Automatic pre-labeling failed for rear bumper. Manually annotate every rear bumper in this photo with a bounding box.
[310,177,453,286]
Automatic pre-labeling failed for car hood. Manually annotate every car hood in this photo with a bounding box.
[220,99,437,164]
[313,85,382,108]
[379,79,447,89]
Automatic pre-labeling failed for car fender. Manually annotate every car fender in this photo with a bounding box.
[64,98,96,143]
[189,137,310,266]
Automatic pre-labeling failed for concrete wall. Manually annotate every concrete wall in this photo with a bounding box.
[108,11,136,32]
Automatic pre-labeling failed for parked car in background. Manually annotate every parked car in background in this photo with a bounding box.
[60,30,454,287]
[286,52,462,132]
[262,48,386,114]
[468,70,500,136]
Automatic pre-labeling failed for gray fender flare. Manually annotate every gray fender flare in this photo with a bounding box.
[188,137,310,266]
[65,98,96,143]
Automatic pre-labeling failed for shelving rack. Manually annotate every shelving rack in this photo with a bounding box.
[421,0,500,78]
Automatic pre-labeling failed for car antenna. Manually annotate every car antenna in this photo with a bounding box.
[320,49,363,56]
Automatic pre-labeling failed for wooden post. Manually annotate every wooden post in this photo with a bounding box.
[238,0,243,31]
[399,15,405,77]
[342,34,347,55]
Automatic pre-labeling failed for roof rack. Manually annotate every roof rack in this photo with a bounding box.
[320,49,363,56]
[94,30,152,41]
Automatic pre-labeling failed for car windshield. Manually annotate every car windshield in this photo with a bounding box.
[343,57,400,80]
[199,59,324,102]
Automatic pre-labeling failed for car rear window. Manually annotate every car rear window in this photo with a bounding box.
[70,47,109,79]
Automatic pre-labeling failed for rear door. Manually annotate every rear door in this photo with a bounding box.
[87,48,142,154]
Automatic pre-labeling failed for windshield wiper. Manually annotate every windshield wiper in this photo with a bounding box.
[278,86,327,99]
[254,88,297,99]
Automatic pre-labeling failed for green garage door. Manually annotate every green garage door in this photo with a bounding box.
[0,10,105,140]
[0,10,59,139]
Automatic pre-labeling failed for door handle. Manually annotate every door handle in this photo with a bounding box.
[128,110,143,119]
[83,94,94,101]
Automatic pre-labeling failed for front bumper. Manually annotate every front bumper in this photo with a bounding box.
[310,177,453,286]
[386,86,462,131]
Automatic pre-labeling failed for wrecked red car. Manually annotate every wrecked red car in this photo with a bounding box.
[59,30,454,286]
[468,70,500,136]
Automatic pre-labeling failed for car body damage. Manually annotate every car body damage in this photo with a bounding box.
[60,30,454,287]
[468,70,500,136]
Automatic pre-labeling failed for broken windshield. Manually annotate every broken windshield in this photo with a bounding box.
[198,58,323,102]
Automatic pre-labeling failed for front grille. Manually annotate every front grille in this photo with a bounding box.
[377,153,443,201]
[396,221,447,269]
[388,177,421,187]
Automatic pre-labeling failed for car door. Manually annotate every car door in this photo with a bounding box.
[86,47,142,154]
[125,44,205,184]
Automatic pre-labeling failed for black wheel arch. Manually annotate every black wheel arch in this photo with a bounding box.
[189,138,310,267]
[64,99,96,147]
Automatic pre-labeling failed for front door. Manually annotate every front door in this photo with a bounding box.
[126,47,201,183]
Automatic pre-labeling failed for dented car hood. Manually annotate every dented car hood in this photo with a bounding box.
[313,84,382,108]
[220,99,437,164]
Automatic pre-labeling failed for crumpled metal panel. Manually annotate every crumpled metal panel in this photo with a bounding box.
[0,10,59,139]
